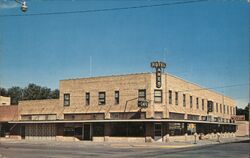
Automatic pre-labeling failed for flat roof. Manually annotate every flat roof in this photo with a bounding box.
[9,119,236,125]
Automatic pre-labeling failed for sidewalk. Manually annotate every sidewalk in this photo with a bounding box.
[110,137,250,149]
[0,136,249,149]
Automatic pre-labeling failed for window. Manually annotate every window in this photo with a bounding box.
[63,127,74,136]
[175,92,178,105]
[98,92,106,105]
[216,103,218,112]
[64,93,70,106]
[154,90,162,103]
[202,99,204,110]
[169,123,185,136]
[220,104,222,113]
[110,123,145,137]
[86,92,90,105]
[168,90,172,104]
[138,89,146,105]
[196,98,199,109]
[115,91,119,104]
[92,123,104,136]
[190,96,193,108]
[183,94,186,107]
[223,105,226,114]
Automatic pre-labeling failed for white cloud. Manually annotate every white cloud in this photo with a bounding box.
[0,0,18,9]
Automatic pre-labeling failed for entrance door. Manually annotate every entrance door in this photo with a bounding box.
[83,124,91,140]
[21,126,25,139]
[154,123,162,142]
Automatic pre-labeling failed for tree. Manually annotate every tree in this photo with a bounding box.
[1,84,59,105]
[236,104,249,121]
[22,83,41,100]
[0,87,8,96]
[50,89,59,99]
[7,87,23,105]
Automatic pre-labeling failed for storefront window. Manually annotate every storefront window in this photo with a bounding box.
[92,123,104,136]
[111,123,145,137]
[63,127,74,136]
[169,123,185,136]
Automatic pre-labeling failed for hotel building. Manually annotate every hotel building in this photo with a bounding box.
[1,62,237,142]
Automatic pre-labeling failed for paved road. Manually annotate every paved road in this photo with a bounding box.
[0,140,249,158]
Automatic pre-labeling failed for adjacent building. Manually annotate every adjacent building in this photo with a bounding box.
[4,62,237,142]
[0,96,18,138]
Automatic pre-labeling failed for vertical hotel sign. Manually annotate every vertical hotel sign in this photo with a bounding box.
[151,61,166,88]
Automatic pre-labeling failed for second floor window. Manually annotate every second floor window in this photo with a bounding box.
[216,103,218,112]
[86,92,90,105]
[202,99,204,110]
[64,93,70,106]
[115,91,119,104]
[190,96,193,108]
[220,104,222,113]
[154,90,162,103]
[196,98,199,109]
[175,92,178,105]
[183,94,186,107]
[99,92,106,105]
[169,90,172,104]
[138,89,146,102]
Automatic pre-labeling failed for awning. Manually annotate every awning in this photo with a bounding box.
[8,119,236,125]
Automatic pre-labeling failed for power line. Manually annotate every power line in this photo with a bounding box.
[0,0,209,17]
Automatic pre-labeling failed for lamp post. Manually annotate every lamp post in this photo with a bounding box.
[15,0,28,12]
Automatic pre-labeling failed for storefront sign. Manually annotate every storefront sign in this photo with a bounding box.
[231,115,245,121]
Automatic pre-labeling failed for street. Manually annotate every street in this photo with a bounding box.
[0,140,249,158]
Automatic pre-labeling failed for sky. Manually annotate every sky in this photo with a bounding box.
[0,0,249,108]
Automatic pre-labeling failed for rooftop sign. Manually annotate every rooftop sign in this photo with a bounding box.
[150,61,166,88]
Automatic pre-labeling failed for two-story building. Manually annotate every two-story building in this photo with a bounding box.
[8,62,237,142]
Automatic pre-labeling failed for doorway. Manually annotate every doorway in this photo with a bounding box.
[83,124,91,140]
[154,123,162,142]
[21,126,25,139]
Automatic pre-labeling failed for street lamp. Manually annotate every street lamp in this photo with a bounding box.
[15,0,28,12]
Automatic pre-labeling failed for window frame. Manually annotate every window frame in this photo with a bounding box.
[98,91,106,105]
[216,103,218,112]
[138,89,146,101]
[190,96,193,108]
[175,92,178,105]
[64,93,70,106]
[202,99,204,110]
[154,89,162,103]
[115,91,119,105]
[220,104,222,113]
[183,94,186,107]
[168,90,172,104]
[196,97,199,109]
[85,92,90,106]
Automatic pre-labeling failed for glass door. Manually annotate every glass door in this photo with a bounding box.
[154,123,162,141]
[83,124,91,140]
